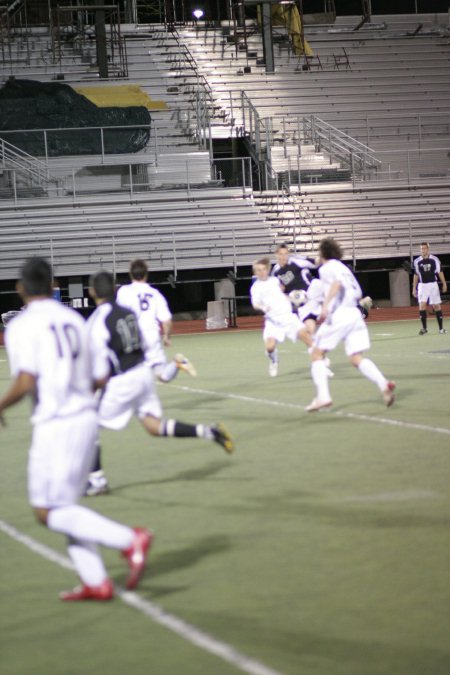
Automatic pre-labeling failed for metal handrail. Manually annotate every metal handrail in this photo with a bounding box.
[0,137,57,184]
[303,115,381,173]
[165,27,218,155]
[240,91,272,163]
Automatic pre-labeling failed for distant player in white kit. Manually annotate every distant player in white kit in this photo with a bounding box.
[116,258,196,381]
[306,238,396,411]
[250,257,313,376]
[0,258,152,600]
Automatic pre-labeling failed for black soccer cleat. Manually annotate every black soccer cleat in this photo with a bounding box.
[212,424,235,454]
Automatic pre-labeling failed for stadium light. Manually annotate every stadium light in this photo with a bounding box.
[192,8,204,19]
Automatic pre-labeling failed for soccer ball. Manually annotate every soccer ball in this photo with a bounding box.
[288,289,307,308]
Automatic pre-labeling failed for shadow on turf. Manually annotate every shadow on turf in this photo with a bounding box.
[143,534,231,583]
[109,460,238,494]
[244,492,448,529]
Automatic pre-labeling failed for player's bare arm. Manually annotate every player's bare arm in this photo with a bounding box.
[412,273,419,297]
[161,319,172,346]
[438,271,447,293]
[320,280,341,321]
[0,371,36,426]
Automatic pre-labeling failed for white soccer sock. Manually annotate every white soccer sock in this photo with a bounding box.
[47,505,134,550]
[265,348,278,364]
[159,361,178,382]
[67,539,108,587]
[311,359,331,401]
[358,358,387,392]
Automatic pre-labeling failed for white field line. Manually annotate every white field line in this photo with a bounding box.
[337,490,438,503]
[172,385,450,437]
[0,520,283,675]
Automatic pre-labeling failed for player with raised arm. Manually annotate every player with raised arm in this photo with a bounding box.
[85,271,234,492]
[306,238,395,412]
[412,242,447,335]
[0,258,152,601]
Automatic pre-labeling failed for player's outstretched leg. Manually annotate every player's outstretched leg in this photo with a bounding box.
[142,417,235,455]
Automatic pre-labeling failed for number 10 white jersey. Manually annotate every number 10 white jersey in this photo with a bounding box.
[5,299,97,424]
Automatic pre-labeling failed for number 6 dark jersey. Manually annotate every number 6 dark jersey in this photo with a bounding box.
[87,301,145,378]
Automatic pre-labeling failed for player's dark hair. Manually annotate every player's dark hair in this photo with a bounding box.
[420,241,429,247]
[129,259,148,281]
[319,238,343,261]
[21,257,52,297]
[275,244,289,252]
[90,271,115,301]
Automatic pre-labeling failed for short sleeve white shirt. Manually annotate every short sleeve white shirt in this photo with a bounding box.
[116,281,171,347]
[250,276,293,320]
[5,299,96,424]
[319,259,362,313]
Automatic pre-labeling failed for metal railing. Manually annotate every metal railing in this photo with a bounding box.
[164,30,218,157]
[345,111,450,151]
[0,124,153,164]
[240,95,382,185]
[302,115,381,176]
[239,90,273,163]
[354,146,450,186]
[0,155,254,203]
[0,136,58,184]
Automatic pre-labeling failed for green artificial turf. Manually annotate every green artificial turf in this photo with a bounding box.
[1,320,449,675]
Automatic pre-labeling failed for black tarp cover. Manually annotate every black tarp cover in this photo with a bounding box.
[0,79,151,156]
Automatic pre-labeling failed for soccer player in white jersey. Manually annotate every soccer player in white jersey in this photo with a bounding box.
[250,257,313,376]
[412,242,447,335]
[85,271,234,492]
[306,238,396,412]
[116,259,196,381]
[0,258,152,601]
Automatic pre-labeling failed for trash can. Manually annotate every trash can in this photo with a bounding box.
[389,269,411,307]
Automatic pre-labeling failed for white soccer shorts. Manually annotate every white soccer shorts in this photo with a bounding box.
[98,362,163,430]
[313,307,370,356]
[418,282,441,305]
[263,313,303,343]
[28,408,98,508]
[144,338,167,369]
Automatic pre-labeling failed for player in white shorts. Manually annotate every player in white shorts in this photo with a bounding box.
[306,238,396,412]
[84,271,234,494]
[116,258,196,381]
[250,257,313,377]
[412,242,447,335]
[0,258,152,601]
